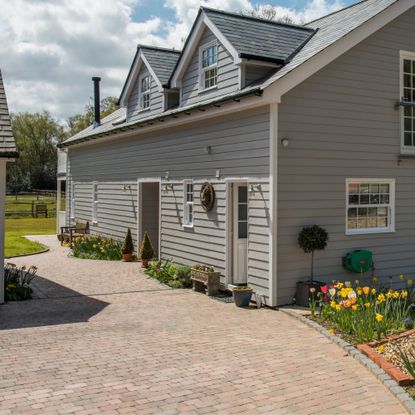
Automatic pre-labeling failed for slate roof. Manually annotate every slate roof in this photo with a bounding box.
[140,46,181,86]
[261,0,399,88]
[203,7,316,63]
[0,70,17,158]
[63,0,404,147]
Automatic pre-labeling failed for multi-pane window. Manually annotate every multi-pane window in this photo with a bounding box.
[140,75,151,109]
[346,179,394,234]
[237,186,248,239]
[401,53,415,151]
[183,180,194,227]
[200,43,218,89]
[92,182,98,223]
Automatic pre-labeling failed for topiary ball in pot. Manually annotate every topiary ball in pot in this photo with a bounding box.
[296,225,328,307]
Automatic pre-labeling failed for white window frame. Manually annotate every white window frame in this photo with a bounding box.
[198,40,218,92]
[345,178,395,235]
[92,182,98,224]
[70,182,75,220]
[138,73,151,111]
[400,51,415,154]
[183,180,194,228]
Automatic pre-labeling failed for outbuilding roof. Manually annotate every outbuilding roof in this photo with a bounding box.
[0,70,17,158]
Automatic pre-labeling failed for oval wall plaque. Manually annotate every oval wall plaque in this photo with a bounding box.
[200,182,215,211]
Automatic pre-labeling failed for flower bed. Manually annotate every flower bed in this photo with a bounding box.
[145,258,191,288]
[71,235,123,261]
[308,277,415,345]
[4,263,37,301]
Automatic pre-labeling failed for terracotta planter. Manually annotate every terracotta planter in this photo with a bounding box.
[190,269,220,296]
[122,252,133,262]
[141,258,150,268]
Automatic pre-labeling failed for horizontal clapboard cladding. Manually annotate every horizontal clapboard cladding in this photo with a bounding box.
[127,66,164,123]
[181,27,240,107]
[69,106,270,181]
[276,7,415,306]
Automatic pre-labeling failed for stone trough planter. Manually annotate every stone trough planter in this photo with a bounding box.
[190,268,220,296]
[358,328,415,386]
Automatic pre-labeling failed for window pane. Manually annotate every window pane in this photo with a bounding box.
[238,221,247,239]
[404,60,411,73]
[370,194,379,204]
[359,194,369,204]
[238,186,248,203]
[379,184,390,193]
[349,194,359,205]
[359,184,369,193]
[348,208,357,229]
[357,208,368,229]
[404,74,412,88]
[405,117,412,131]
[404,88,412,102]
[367,207,378,228]
[238,203,247,221]
[369,184,379,193]
[404,132,413,146]
[349,183,358,194]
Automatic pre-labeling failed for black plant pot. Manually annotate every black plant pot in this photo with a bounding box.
[295,280,325,307]
[233,289,253,307]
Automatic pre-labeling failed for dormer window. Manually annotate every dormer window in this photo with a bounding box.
[139,74,151,110]
[199,42,218,90]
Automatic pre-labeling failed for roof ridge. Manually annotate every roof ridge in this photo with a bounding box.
[137,44,181,54]
[201,6,314,32]
[305,0,371,25]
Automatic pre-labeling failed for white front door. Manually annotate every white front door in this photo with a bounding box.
[232,183,248,284]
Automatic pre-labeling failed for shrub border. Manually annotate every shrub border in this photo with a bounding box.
[280,307,415,414]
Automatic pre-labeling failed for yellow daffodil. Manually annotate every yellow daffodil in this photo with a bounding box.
[335,304,341,311]
[377,345,385,353]
[364,302,371,308]
[408,279,413,287]
[386,291,394,299]
[402,290,409,299]
[352,305,358,311]
[357,288,363,296]
[393,291,399,299]
[330,301,336,309]
[376,313,383,322]
[371,288,377,295]
[363,286,370,296]
[336,282,344,289]
[328,329,335,335]
[377,294,385,303]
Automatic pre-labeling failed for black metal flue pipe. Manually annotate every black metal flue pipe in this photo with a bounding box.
[92,76,101,127]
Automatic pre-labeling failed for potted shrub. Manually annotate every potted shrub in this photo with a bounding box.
[140,231,154,268]
[122,228,134,262]
[233,286,253,308]
[295,225,328,307]
[190,264,220,296]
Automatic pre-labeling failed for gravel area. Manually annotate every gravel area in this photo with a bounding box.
[379,334,415,378]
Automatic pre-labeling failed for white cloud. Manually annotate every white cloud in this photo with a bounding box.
[0,0,344,122]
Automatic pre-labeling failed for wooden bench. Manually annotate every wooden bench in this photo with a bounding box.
[58,220,89,245]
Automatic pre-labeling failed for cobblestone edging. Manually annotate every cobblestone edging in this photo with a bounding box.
[280,307,415,415]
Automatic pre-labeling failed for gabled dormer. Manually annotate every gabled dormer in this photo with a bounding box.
[119,46,181,122]
[170,8,315,107]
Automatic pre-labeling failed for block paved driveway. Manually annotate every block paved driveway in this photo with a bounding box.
[0,236,407,414]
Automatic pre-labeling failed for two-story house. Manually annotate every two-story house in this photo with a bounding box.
[60,0,415,307]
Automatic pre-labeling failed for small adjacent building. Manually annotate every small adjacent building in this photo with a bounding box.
[0,70,18,303]
[60,0,415,306]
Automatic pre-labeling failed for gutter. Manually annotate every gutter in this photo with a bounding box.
[60,88,263,149]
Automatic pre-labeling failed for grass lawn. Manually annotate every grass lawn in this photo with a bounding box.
[5,217,56,258]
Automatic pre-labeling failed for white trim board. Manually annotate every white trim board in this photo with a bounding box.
[263,0,414,103]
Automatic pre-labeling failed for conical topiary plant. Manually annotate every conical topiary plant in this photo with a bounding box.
[298,225,328,282]
[140,231,154,268]
[122,228,134,254]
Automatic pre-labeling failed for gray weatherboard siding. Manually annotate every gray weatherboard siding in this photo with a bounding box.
[277,7,415,305]
[181,27,240,107]
[67,106,271,297]
[127,66,164,123]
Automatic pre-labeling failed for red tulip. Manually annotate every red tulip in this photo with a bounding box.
[321,285,328,294]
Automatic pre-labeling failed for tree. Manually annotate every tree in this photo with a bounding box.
[7,111,66,193]
[67,96,118,136]
[241,5,296,24]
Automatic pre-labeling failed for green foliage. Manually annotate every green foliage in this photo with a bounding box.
[298,225,328,254]
[233,286,252,291]
[140,231,154,260]
[193,264,215,272]
[145,259,191,288]
[7,111,67,193]
[71,235,122,261]
[240,5,296,24]
[399,346,415,379]
[122,228,134,254]
[67,96,118,136]
[4,264,38,301]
